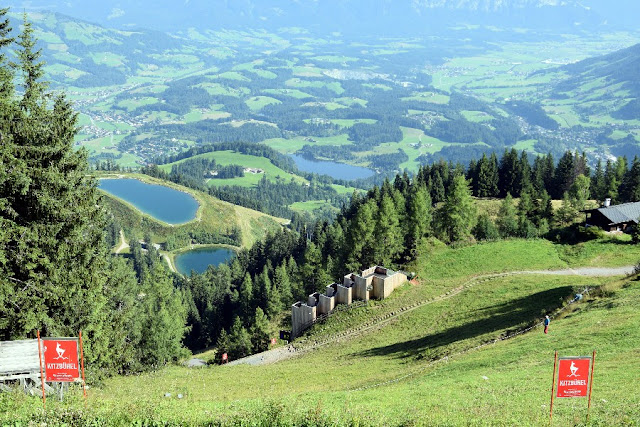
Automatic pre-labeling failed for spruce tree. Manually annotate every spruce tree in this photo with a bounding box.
[619,156,640,202]
[591,159,605,202]
[250,307,270,353]
[374,193,402,266]
[553,151,576,199]
[498,148,519,197]
[476,153,499,197]
[406,183,432,257]
[438,175,476,243]
[496,193,518,238]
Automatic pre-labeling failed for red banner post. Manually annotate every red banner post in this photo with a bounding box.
[556,357,591,398]
[587,350,596,423]
[36,330,46,409]
[550,350,558,424]
[42,338,81,382]
[79,330,88,407]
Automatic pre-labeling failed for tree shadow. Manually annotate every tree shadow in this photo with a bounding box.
[355,286,572,360]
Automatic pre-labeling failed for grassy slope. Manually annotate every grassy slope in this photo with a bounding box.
[5,238,639,425]
[99,173,286,249]
[157,151,307,188]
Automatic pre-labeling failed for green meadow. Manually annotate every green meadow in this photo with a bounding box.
[158,150,307,187]
[5,238,640,425]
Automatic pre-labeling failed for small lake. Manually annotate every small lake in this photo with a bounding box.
[175,247,236,275]
[289,154,374,180]
[99,178,199,224]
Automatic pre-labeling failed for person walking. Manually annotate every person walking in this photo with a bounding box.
[544,315,550,334]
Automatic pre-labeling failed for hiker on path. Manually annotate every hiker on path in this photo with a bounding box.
[544,315,550,334]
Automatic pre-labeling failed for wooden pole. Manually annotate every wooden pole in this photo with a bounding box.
[587,350,596,423]
[550,350,558,425]
[36,330,46,409]
[79,330,88,407]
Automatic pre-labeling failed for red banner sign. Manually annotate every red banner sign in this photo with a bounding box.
[557,357,591,398]
[270,338,277,346]
[42,339,80,382]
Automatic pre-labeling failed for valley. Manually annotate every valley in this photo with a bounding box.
[3,3,640,425]
[11,10,639,177]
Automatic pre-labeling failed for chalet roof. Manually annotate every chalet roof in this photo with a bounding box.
[587,201,640,225]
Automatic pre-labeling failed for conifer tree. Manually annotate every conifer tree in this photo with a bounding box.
[430,170,446,203]
[604,159,619,201]
[438,175,476,242]
[250,307,270,353]
[238,273,254,322]
[476,153,499,197]
[498,148,519,197]
[228,316,252,360]
[345,199,376,271]
[406,183,432,257]
[274,263,293,310]
[497,193,518,237]
[374,193,402,266]
[619,156,640,202]
[591,159,606,202]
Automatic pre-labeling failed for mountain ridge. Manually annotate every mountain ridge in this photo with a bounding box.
[5,0,633,34]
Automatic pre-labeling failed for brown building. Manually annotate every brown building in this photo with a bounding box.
[583,200,640,232]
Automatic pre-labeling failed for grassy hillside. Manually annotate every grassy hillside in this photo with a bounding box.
[3,238,639,425]
[99,173,286,250]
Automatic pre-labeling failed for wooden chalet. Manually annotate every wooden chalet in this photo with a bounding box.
[583,201,640,232]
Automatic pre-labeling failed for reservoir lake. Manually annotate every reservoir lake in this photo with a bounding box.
[289,154,374,180]
[175,247,236,275]
[99,178,199,224]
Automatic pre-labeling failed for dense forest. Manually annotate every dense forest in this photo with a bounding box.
[178,147,640,361]
[0,11,187,377]
[4,10,640,377]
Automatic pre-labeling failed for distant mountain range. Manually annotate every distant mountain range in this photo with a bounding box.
[5,0,640,34]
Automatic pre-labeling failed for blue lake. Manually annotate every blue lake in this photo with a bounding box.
[98,178,199,224]
[289,154,374,180]
[175,247,236,275]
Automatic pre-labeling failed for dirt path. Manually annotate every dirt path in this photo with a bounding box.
[222,265,634,367]
[115,229,129,254]
[163,253,176,273]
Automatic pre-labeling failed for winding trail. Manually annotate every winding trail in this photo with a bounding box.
[115,229,129,254]
[222,265,634,368]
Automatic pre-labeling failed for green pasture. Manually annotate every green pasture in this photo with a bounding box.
[361,127,461,172]
[330,183,360,195]
[310,55,358,63]
[402,92,450,104]
[326,119,377,128]
[81,134,126,155]
[262,88,314,99]
[217,71,251,82]
[461,110,494,122]
[262,134,352,154]
[512,139,537,151]
[7,237,639,424]
[159,150,306,188]
[363,83,392,91]
[292,65,324,77]
[90,52,125,67]
[334,97,367,107]
[116,97,159,112]
[301,101,347,110]
[183,109,231,123]
[245,96,282,111]
[198,80,250,96]
[285,78,345,95]
[289,200,339,214]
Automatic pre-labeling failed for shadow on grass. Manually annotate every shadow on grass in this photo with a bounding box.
[355,286,573,360]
